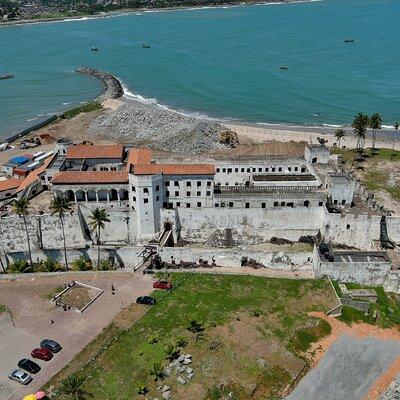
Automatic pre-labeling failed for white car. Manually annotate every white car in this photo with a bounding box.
[8,369,32,385]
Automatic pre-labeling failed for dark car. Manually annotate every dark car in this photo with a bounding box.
[40,339,62,353]
[153,281,173,290]
[17,359,41,374]
[31,348,53,361]
[136,296,156,306]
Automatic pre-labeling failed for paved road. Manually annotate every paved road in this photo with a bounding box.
[0,272,154,400]
[285,335,400,400]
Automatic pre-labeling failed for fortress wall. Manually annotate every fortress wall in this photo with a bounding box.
[159,247,313,270]
[166,207,325,244]
[386,216,400,243]
[323,213,381,250]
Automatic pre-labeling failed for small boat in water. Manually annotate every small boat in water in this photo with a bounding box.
[142,44,150,48]
[0,74,14,80]
[278,66,288,70]
[344,39,355,43]
[91,47,99,51]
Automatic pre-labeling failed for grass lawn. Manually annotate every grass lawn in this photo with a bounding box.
[332,281,400,328]
[61,101,102,119]
[47,273,336,400]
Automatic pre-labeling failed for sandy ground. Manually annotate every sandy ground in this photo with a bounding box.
[0,271,154,400]
[292,312,400,400]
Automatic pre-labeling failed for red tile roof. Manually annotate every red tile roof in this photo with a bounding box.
[0,178,21,192]
[66,144,124,160]
[52,171,128,185]
[133,164,215,176]
[16,155,55,193]
[127,148,152,169]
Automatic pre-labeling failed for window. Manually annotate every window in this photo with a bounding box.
[156,185,159,191]
[241,168,245,172]
[252,168,256,172]
[229,202,233,208]
[131,206,135,210]
[287,202,294,208]
[333,199,338,205]
[272,167,276,172]
[295,167,298,172]
[165,181,170,186]
[216,168,220,173]
[143,188,149,194]
[245,202,250,209]
[133,196,136,202]
[281,202,286,206]
[206,191,211,196]
[132,186,136,192]
[341,200,346,205]
[247,168,251,173]
[215,203,219,207]
[274,201,278,207]
[186,203,191,208]
[175,191,179,196]
[187,191,191,197]
[176,202,181,207]
[346,224,350,230]
[258,167,262,172]
[186,181,191,187]
[304,200,310,207]
[225,182,229,186]
[265,168,269,172]
[235,182,239,186]
[227,168,232,173]
[197,181,202,187]
[319,201,323,206]
[197,191,201,196]
[197,202,202,207]
[288,167,292,172]
[222,168,226,172]
[144,198,148,204]
[221,202,226,207]
[278,167,282,172]
[207,181,212,187]
[235,168,238,172]
[165,191,170,197]
[261,202,266,208]
[174,181,179,186]
[163,202,167,208]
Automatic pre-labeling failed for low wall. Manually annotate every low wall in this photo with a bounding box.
[159,247,313,270]
[386,216,400,243]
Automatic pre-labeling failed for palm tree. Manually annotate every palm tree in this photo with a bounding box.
[88,208,110,269]
[12,197,33,270]
[334,128,346,148]
[352,113,369,153]
[62,374,91,400]
[370,112,382,153]
[50,195,71,270]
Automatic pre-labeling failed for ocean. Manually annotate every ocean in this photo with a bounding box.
[0,0,399,139]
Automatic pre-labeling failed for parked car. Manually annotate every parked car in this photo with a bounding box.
[40,339,62,353]
[136,296,156,306]
[17,359,41,374]
[31,347,53,361]
[8,369,32,385]
[153,280,173,290]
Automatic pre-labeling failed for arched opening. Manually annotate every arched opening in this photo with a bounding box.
[110,189,118,201]
[75,190,85,202]
[119,189,129,201]
[64,190,75,201]
[304,200,310,208]
[97,189,108,202]
[87,190,97,202]
[301,166,307,173]
[164,221,172,231]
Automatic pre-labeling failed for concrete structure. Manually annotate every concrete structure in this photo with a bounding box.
[326,172,355,206]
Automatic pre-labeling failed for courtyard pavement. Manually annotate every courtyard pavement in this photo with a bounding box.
[0,271,154,400]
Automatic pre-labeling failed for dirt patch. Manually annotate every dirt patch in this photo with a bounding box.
[113,304,148,329]
[58,286,93,310]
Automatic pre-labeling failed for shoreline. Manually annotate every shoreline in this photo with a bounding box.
[0,0,316,28]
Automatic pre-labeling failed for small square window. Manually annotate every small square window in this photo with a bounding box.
[215,203,219,207]
[222,168,226,173]
[156,185,159,191]
[225,182,229,186]
[278,167,282,172]
[247,168,251,173]
[252,168,256,172]
[143,188,148,194]
[144,198,148,204]
[175,191,179,196]
[261,202,266,208]
[288,167,292,172]
[295,167,298,171]
[132,186,136,192]
[133,196,136,201]
[265,168,269,172]
[341,200,346,205]
[207,181,212,187]
[227,168,232,173]
[197,202,202,207]
[235,168,238,172]
[229,202,233,208]
[319,201,323,206]
[165,181,170,186]
[207,191,211,196]
[245,202,250,208]
[186,181,191,187]
[176,202,181,207]
[274,201,278,207]
[221,202,226,208]
[197,181,202,187]
[197,191,201,196]
[216,168,220,173]
[281,201,285,206]
[174,181,179,186]
[186,203,191,208]
[166,191,170,197]
[258,168,262,172]
[241,168,245,172]
[346,224,350,230]
[272,167,276,172]
[156,195,159,201]
[187,191,191,197]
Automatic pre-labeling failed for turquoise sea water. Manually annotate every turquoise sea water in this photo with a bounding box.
[0,0,399,139]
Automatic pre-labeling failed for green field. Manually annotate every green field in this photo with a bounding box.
[47,274,336,400]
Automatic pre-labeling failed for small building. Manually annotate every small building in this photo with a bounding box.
[305,144,330,164]
[0,178,21,200]
[326,172,355,206]
[1,155,31,175]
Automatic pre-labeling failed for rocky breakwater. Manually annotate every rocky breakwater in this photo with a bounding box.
[76,67,123,100]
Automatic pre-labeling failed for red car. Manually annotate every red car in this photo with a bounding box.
[153,280,173,290]
[31,347,53,361]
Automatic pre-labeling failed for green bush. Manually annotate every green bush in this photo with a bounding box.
[96,259,116,271]
[61,101,102,119]
[35,258,64,273]
[72,256,93,271]
[7,259,31,274]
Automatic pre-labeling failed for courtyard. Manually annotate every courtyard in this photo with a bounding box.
[0,272,154,400]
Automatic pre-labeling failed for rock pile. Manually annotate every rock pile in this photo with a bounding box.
[76,67,123,99]
[90,100,230,154]
[379,375,400,400]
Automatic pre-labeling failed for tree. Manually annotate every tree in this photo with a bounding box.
[12,197,33,270]
[334,128,346,148]
[149,361,164,381]
[50,195,72,270]
[61,374,92,400]
[352,113,369,153]
[370,112,382,153]
[88,208,110,269]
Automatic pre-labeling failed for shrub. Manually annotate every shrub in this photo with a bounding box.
[7,259,31,274]
[164,343,180,361]
[72,256,92,271]
[36,258,64,273]
[136,381,149,395]
[187,319,204,333]
[149,362,164,381]
[148,336,158,345]
[96,259,115,271]
[176,337,188,348]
